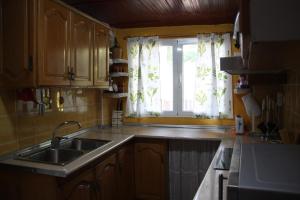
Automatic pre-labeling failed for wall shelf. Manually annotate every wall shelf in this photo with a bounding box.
[110,59,128,65]
[110,72,129,78]
[104,92,128,98]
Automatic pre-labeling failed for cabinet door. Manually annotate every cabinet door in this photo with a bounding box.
[1,0,35,88]
[95,154,118,200]
[38,0,70,86]
[117,144,134,200]
[70,12,93,86]
[93,24,109,87]
[61,169,97,200]
[135,140,167,200]
[0,0,3,88]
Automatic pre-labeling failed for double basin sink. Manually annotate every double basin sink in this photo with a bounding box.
[17,138,111,166]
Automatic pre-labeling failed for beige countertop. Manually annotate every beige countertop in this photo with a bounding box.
[0,125,236,200]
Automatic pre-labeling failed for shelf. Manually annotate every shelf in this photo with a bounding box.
[110,72,129,78]
[110,59,128,65]
[234,88,251,95]
[104,92,128,98]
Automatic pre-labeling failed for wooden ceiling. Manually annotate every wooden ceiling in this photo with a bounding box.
[62,0,239,28]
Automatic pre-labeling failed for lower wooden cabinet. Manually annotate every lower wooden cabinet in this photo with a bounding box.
[61,143,134,200]
[0,140,167,200]
[95,154,118,200]
[0,143,134,200]
[61,169,97,200]
[135,139,167,200]
[117,144,134,200]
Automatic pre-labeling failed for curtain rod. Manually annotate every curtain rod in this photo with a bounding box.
[122,32,231,40]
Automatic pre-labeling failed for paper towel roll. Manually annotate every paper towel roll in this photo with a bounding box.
[241,93,261,117]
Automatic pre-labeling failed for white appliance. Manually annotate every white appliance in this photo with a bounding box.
[239,144,300,200]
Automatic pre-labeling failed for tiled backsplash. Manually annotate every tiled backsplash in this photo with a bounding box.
[0,88,111,155]
[252,68,300,143]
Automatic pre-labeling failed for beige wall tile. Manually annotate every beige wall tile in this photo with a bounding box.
[0,88,104,155]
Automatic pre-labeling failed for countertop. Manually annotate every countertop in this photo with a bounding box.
[0,125,236,200]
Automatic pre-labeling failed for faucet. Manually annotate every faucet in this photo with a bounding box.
[51,120,82,149]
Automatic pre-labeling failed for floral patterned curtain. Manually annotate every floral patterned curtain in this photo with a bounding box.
[127,37,161,117]
[194,33,232,118]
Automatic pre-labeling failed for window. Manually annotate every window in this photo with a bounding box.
[159,38,199,116]
[127,34,232,118]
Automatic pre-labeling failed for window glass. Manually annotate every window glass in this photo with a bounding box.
[182,44,198,112]
[159,45,173,112]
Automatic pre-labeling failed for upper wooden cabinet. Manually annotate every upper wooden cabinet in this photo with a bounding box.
[0,0,3,88]
[238,0,300,70]
[0,0,110,88]
[93,24,109,88]
[38,0,70,86]
[70,12,94,86]
[1,0,36,88]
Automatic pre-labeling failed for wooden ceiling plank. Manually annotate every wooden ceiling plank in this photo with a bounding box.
[61,0,239,28]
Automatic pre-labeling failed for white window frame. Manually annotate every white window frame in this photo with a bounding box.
[159,38,198,117]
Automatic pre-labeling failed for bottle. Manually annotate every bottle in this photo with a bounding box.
[235,115,244,134]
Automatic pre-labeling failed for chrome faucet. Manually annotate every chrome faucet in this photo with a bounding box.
[51,121,82,149]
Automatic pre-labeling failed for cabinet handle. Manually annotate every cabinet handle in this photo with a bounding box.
[94,181,101,199]
[28,56,33,71]
[68,67,75,81]
[65,181,96,200]
[218,174,228,200]
[118,161,122,175]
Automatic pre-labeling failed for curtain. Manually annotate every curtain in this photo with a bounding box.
[193,33,232,118]
[127,34,232,118]
[127,37,161,117]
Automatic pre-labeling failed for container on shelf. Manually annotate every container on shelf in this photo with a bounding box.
[112,110,123,127]
[234,88,251,95]
[111,63,128,73]
[112,47,122,59]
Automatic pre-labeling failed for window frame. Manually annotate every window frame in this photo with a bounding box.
[159,38,198,117]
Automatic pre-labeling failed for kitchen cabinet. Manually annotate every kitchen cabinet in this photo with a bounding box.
[0,0,3,87]
[70,12,94,86]
[38,0,70,86]
[0,0,36,88]
[95,145,134,200]
[95,153,118,200]
[0,0,110,88]
[238,0,300,70]
[135,139,167,200]
[0,142,134,200]
[93,23,109,87]
[61,169,97,200]
[117,144,134,200]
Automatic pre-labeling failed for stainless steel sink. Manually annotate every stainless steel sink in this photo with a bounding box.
[60,138,110,152]
[18,148,84,166]
[16,138,111,166]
